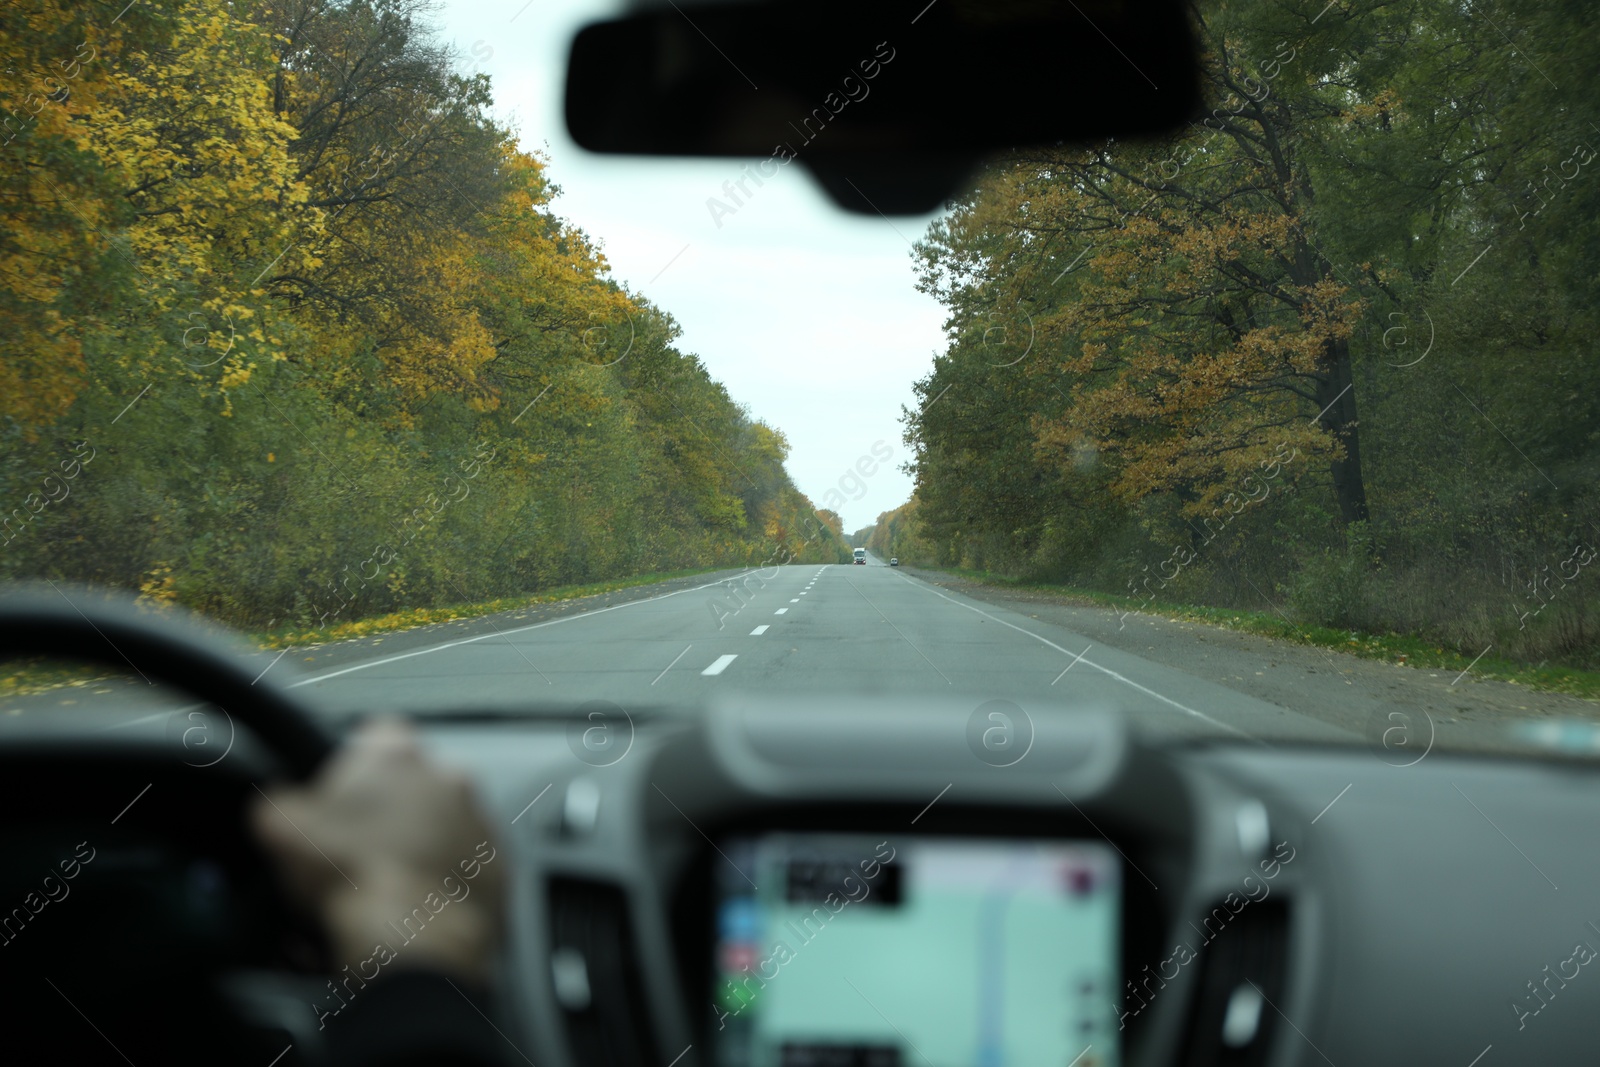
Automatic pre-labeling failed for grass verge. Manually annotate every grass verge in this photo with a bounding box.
[1,566,733,700]
[914,565,1600,702]
[0,660,121,704]
[254,566,729,649]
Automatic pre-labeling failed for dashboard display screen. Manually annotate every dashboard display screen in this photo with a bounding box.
[710,834,1121,1067]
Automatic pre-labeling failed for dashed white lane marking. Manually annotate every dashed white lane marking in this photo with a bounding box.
[702,654,738,676]
[775,608,788,614]
[750,625,769,635]
[790,598,800,602]
[289,569,766,688]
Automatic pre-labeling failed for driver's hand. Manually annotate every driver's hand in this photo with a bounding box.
[249,717,505,987]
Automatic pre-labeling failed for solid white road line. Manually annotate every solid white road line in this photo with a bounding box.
[892,574,1250,738]
[702,654,738,676]
[288,570,759,688]
[750,625,769,635]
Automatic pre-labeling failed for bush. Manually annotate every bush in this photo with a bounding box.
[1286,522,1375,628]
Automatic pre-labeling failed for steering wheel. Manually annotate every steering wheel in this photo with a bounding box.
[0,585,336,1064]
[0,583,333,777]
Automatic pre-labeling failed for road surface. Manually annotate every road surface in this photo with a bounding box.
[7,554,1596,753]
[269,554,1338,742]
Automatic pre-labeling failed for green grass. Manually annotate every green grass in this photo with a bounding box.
[254,566,732,649]
[15,560,1598,705]
[0,660,120,703]
[1,566,735,699]
[913,565,1600,702]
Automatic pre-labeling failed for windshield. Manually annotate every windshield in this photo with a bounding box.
[2,0,1597,757]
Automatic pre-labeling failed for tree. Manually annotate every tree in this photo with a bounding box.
[0,0,843,628]
[901,0,1600,665]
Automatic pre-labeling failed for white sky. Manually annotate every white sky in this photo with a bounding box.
[432,0,949,531]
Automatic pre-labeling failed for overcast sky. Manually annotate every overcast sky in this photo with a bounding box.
[431,0,949,532]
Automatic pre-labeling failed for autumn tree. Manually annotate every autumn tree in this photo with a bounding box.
[903,0,1600,661]
[0,0,843,628]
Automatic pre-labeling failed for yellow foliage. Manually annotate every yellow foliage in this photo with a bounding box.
[138,563,179,604]
[959,156,1365,514]
[1,0,319,432]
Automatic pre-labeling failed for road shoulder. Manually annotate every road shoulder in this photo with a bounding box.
[903,567,1600,751]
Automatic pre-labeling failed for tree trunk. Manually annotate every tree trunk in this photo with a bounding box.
[1318,336,1370,526]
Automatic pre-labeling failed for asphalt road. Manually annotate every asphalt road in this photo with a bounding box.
[10,554,1594,753]
[274,553,1352,744]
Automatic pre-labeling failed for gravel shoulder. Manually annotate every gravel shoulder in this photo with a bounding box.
[10,563,1599,761]
[905,567,1600,754]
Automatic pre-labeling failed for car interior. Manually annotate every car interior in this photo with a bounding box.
[2,1,1599,1066]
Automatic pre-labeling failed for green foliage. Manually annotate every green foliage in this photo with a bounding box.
[1285,522,1374,630]
[900,0,1600,671]
[865,498,934,565]
[0,0,845,628]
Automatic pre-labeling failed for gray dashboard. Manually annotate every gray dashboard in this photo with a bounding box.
[412,693,1600,1067]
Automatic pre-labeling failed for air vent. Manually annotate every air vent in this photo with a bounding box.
[548,878,659,1067]
[1178,900,1290,1067]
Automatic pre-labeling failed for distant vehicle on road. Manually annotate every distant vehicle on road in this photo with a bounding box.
[890,558,899,567]
[853,548,867,564]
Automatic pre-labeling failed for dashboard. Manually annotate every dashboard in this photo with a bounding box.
[4,692,1600,1066]
[413,692,1600,1067]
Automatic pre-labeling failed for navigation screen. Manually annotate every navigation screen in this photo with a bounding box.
[710,835,1121,1067]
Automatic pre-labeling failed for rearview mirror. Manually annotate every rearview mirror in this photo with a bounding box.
[565,0,1201,214]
